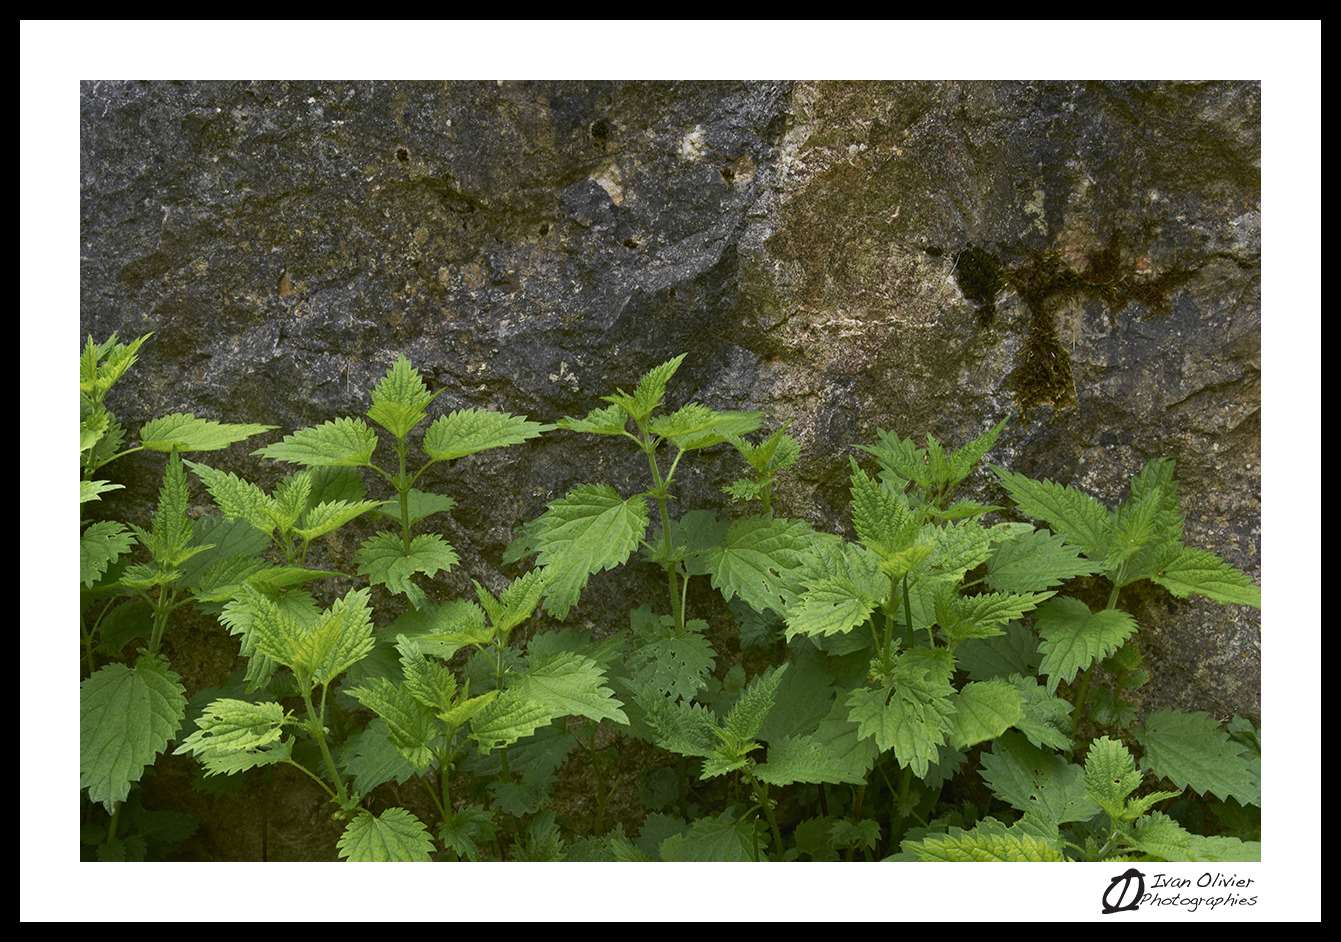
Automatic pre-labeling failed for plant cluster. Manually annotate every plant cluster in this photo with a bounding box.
[79,337,1262,861]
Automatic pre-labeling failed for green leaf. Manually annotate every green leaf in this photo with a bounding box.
[292,499,383,542]
[473,569,549,640]
[624,609,717,700]
[80,479,123,504]
[173,699,292,776]
[356,532,458,610]
[702,514,815,616]
[531,484,649,619]
[81,332,152,402]
[1084,735,1150,821]
[979,732,1098,829]
[395,635,459,717]
[81,521,135,588]
[185,460,280,537]
[1150,546,1261,608]
[849,464,920,562]
[1035,597,1138,694]
[722,664,788,747]
[601,353,687,424]
[132,451,201,568]
[949,680,1023,749]
[857,428,933,492]
[985,527,1104,593]
[247,586,375,686]
[138,413,276,453]
[338,808,435,862]
[845,653,957,777]
[992,466,1113,561]
[514,651,629,725]
[785,541,888,640]
[376,489,457,528]
[658,811,758,862]
[254,417,379,467]
[366,355,439,440]
[904,828,1067,862]
[1132,709,1260,806]
[346,676,441,769]
[468,691,559,753]
[80,655,187,812]
[421,408,552,462]
[557,403,630,437]
[650,404,763,451]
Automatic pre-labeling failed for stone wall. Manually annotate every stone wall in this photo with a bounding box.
[80,80,1261,720]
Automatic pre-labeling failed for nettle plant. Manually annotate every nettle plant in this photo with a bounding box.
[80,342,1262,862]
[80,333,280,859]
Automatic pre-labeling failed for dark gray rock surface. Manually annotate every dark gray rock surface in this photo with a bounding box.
[81,79,1261,721]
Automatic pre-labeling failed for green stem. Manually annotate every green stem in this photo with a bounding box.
[282,758,339,802]
[741,767,784,859]
[644,437,684,631]
[300,682,348,804]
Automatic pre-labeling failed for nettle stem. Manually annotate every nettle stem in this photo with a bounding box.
[642,431,685,631]
[300,680,348,805]
[1072,579,1124,738]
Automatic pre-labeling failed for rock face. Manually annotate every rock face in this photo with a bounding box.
[80,80,1261,721]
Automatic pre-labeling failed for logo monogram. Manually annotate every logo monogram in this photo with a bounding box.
[1102,868,1146,914]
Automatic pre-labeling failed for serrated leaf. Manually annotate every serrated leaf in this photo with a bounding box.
[346,676,440,768]
[722,664,788,747]
[985,527,1104,592]
[849,464,919,561]
[955,621,1043,681]
[1150,546,1261,608]
[514,651,629,725]
[650,404,763,451]
[356,532,458,610]
[1133,709,1260,806]
[1036,597,1138,694]
[531,484,649,619]
[557,403,630,436]
[366,355,439,440]
[785,542,888,640]
[904,829,1066,862]
[992,466,1113,561]
[422,408,551,462]
[185,460,280,537]
[468,690,559,752]
[254,418,379,467]
[292,499,382,542]
[624,609,717,700]
[80,479,123,504]
[81,521,135,587]
[338,808,435,862]
[376,489,457,528]
[949,680,1023,749]
[845,654,957,777]
[139,413,276,453]
[1084,735,1147,820]
[979,732,1098,828]
[658,811,758,862]
[172,699,291,776]
[702,514,814,616]
[80,655,187,812]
